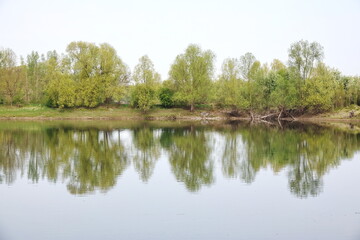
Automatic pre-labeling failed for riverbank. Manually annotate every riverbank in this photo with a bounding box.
[0,105,359,121]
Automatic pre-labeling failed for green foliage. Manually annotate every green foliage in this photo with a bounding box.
[133,55,161,85]
[46,76,76,108]
[0,40,359,114]
[159,87,174,108]
[302,63,336,112]
[131,84,158,112]
[0,48,25,105]
[131,55,160,111]
[288,40,324,80]
[215,58,249,109]
[240,52,256,80]
[169,44,215,111]
[270,68,299,110]
[64,41,129,107]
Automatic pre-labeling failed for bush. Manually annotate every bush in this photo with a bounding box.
[159,87,174,108]
[46,77,76,108]
[131,84,158,112]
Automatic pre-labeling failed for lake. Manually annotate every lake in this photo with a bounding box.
[0,120,359,240]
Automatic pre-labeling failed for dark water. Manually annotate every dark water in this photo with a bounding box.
[0,120,359,240]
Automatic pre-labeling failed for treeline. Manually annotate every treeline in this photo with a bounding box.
[0,40,359,114]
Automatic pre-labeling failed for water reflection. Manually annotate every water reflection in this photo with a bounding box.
[167,127,214,192]
[132,127,160,182]
[0,121,359,198]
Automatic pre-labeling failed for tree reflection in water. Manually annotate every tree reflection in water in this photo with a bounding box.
[0,121,359,198]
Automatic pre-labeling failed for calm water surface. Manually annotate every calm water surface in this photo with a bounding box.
[0,120,359,240]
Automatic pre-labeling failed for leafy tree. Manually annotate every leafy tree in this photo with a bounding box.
[0,48,25,105]
[98,43,130,103]
[46,75,76,108]
[246,61,273,110]
[215,58,249,109]
[271,59,286,72]
[288,40,324,80]
[169,44,215,111]
[131,55,160,112]
[131,84,157,112]
[303,63,336,112]
[159,87,174,108]
[239,52,256,80]
[270,69,299,111]
[133,55,160,85]
[65,41,129,107]
[26,51,42,103]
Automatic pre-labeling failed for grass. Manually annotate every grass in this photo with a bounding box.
[1,104,360,121]
[314,105,360,120]
[0,105,214,120]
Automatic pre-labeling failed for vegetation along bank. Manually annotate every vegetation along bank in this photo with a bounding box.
[0,40,359,120]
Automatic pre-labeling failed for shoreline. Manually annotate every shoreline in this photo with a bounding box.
[0,116,360,122]
[0,106,359,122]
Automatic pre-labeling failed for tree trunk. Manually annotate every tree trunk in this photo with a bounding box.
[250,111,254,121]
[260,113,277,119]
[287,111,296,120]
[278,108,283,121]
[190,103,194,112]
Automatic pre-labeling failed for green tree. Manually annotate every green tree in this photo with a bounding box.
[131,55,160,112]
[98,43,130,103]
[0,48,24,105]
[169,44,215,111]
[159,87,174,108]
[26,51,42,103]
[46,75,76,108]
[239,52,256,81]
[131,84,158,112]
[288,40,324,81]
[270,69,299,112]
[65,41,129,107]
[303,63,336,112]
[133,55,160,85]
[215,58,249,109]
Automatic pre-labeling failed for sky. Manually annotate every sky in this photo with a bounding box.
[0,0,359,78]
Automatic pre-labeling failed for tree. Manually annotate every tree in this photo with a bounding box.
[249,62,277,110]
[65,41,129,107]
[133,55,160,85]
[303,63,336,112]
[216,58,249,109]
[26,51,41,103]
[46,75,76,108]
[131,55,160,112]
[98,43,130,103]
[288,40,324,80]
[270,69,299,112]
[0,48,16,68]
[131,84,158,112]
[271,59,286,72]
[239,52,256,80]
[159,87,174,108]
[0,48,24,105]
[169,44,215,111]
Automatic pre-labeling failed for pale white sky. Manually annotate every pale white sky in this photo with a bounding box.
[0,0,359,78]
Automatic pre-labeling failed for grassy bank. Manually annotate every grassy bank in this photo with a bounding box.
[0,105,360,121]
[0,105,210,120]
[298,105,360,121]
